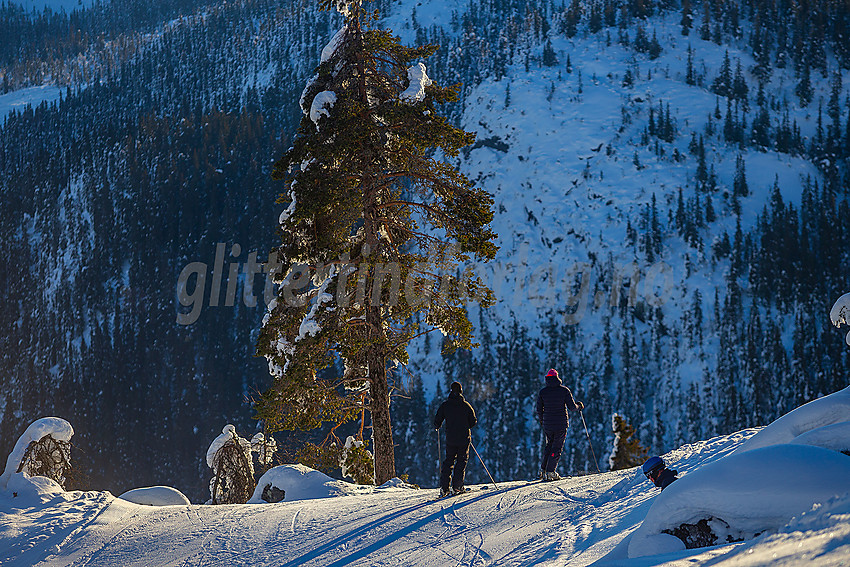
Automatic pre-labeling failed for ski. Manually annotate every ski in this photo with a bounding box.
[431,488,473,502]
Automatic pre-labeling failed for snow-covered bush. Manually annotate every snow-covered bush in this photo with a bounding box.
[341,436,374,485]
[294,435,375,485]
[1,417,74,490]
[607,413,648,471]
[207,425,255,504]
[830,292,850,346]
[250,432,277,472]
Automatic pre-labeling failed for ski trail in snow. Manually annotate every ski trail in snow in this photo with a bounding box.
[290,507,300,533]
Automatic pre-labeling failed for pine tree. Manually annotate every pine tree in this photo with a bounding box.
[256,0,498,484]
[680,0,693,36]
[685,44,696,85]
[711,50,733,98]
[796,62,813,108]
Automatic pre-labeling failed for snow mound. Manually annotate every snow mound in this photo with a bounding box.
[119,486,191,506]
[1,417,73,490]
[376,477,419,490]
[628,444,850,558]
[732,386,850,455]
[248,464,368,503]
[3,473,65,506]
[708,493,850,566]
[789,421,850,454]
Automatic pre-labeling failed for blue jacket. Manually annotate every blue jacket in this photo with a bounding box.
[536,374,581,431]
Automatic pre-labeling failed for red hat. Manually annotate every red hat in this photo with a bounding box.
[546,369,558,378]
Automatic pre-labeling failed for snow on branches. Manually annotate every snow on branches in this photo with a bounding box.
[830,292,850,346]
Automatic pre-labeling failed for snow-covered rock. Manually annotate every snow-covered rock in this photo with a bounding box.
[248,464,366,503]
[119,486,191,506]
[628,444,850,558]
[732,386,850,455]
[0,417,73,490]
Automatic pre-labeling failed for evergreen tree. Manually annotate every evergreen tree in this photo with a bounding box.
[795,62,813,108]
[256,0,498,484]
[607,413,648,471]
[711,50,733,98]
[680,0,693,36]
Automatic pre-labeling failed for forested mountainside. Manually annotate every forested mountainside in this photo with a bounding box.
[1,0,849,500]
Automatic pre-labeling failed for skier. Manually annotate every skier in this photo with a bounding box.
[536,369,585,481]
[642,456,678,490]
[434,381,478,497]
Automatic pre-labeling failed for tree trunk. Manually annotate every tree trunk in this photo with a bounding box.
[368,337,396,484]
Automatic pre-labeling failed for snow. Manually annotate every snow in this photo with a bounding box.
[0,417,73,490]
[0,85,63,126]
[0,422,848,566]
[205,424,247,469]
[118,486,191,506]
[789,422,850,454]
[732,385,850,454]
[626,444,850,559]
[248,463,371,503]
[830,292,850,346]
[309,90,337,125]
[321,25,347,63]
[399,62,432,103]
[279,189,297,225]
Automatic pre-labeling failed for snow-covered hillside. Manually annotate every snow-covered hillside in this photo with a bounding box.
[2,420,849,566]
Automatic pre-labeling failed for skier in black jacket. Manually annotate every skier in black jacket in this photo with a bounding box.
[434,382,478,497]
[536,369,584,481]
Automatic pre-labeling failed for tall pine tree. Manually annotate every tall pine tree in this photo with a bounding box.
[256,0,498,484]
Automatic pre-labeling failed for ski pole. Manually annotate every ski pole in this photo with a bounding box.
[470,440,497,489]
[436,428,441,483]
[580,410,602,474]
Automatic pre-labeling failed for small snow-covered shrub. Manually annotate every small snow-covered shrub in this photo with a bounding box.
[608,413,648,471]
[293,436,375,485]
[207,425,255,504]
[1,417,74,490]
[251,432,277,474]
[341,436,374,485]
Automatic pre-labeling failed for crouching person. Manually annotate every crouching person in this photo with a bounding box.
[642,456,678,490]
[434,382,477,497]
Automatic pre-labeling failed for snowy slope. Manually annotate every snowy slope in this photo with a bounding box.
[1,426,848,567]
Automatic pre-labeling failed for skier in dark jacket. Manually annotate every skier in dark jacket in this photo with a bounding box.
[434,382,478,497]
[642,456,678,491]
[536,369,584,481]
